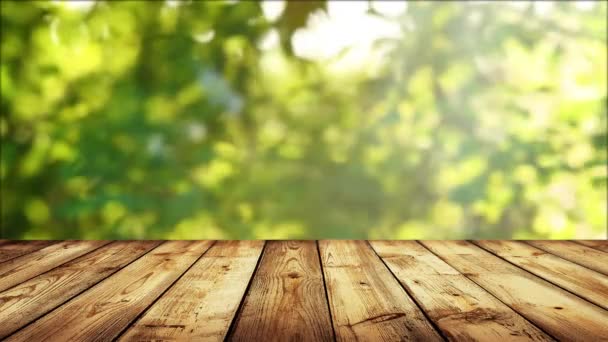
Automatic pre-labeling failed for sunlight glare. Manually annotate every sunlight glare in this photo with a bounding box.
[291,0,401,71]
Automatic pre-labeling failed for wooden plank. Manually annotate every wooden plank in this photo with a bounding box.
[475,240,608,310]
[527,241,608,276]
[119,241,264,342]
[575,240,608,253]
[0,240,109,292]
[422,241,608,341]
[0,241,160,338]
[319,240,442,341]
[0,241,56,263]
[370,241,552,341]
[229,241,333,342]
[6,241,213,342]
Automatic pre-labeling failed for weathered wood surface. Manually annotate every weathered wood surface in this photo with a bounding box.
[229,241,333,342]
[0,241,55,263]
[0,240,109,292]
[120,240,264,342]
[0,240,607,341]
[370,241,552,341]
[527,240,608,275]
[319,240,442,341]
[421,240,608,341]
[6,241,213,342]
[475,240,608,310]
[574,240,608,253]
[0,241,160,338]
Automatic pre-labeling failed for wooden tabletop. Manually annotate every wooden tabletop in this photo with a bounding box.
[0,240,606,341]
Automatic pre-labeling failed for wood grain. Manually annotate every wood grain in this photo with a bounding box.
[0,241,56,263]
[575,240,608,253]
[476,240,608,310]
[0,241,160,338]
[1,240,606,341]
[0,240,109,292]
[319,240,442,341]
[527,240,608,275]
[422,240,608,341]
[6,241,213,342]
[370,240,552,341]
[120,240,264,342]
[229,241,333,342]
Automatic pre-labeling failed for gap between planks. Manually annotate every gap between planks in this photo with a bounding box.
[5,241,215,342]
[366,240,450,341]
[118,240,265,341]
[1,240,607,342]
[0,241,162,338]
[473,240,608,311]
[421,240,608,341]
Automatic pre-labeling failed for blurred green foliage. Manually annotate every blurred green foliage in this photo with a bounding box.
[1,0,606,239]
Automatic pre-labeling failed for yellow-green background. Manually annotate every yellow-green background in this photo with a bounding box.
[1,1,606,239]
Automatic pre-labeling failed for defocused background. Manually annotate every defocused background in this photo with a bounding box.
[1,0,606,239]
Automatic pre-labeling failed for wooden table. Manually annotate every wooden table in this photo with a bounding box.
[0,240,607,341]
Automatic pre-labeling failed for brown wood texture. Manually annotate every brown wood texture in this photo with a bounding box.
[0,241,55,263]
[0,241,160,338]
[370,241,552,341]
[6,241,213,342]
[475,240,608,310]
[120,240,264,342]
[229,240,334,342]
[0,240,109,292]
[527,240,608,275]
[575,240,608,253]
[421,240,608,341]
[0,240,607,341]
[320,240,442,341]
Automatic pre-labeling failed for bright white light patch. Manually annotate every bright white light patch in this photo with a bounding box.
[60,0,96,11]
[259,29,280,50]
[166,0,180,8]
[291,1,401,63]
[533,1,554,16]
[574,1,595,11]
[262,0,286,22]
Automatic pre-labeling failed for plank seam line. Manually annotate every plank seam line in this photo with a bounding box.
[0,241,58,265]
[112,240,218,342]
[571,240,608,254]
[224,240,268,342]
[522,241,608,276]
[0,240,114,293]
[470,240,608,312]
[4,240,166,340]
[417,241,560,340]
[316,240,337,342]
[365,240,448,342]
